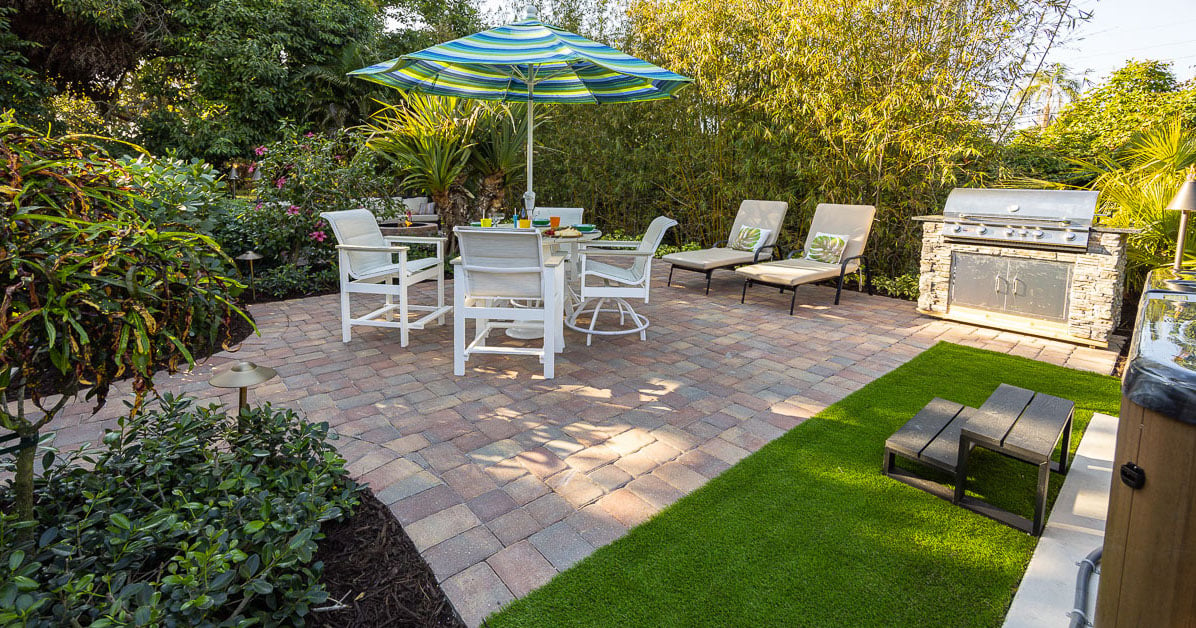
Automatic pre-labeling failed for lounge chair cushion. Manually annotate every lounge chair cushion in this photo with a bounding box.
[804,232,848,264]
[735,257,859,287]
[661,247,761,271]
[729,226,772,252]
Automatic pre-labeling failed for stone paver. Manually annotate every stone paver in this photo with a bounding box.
[487,541,557,598]
[35,267,1123,627]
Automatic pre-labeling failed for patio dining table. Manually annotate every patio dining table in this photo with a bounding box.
[505,228,602,339]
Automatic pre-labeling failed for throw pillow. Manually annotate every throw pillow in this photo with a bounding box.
[805,232,848,264]
[729,226,772,253]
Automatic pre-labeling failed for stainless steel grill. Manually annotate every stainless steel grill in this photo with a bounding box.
[942,188,1099,250]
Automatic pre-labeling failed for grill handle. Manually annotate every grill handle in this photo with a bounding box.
[955,214,1073,226]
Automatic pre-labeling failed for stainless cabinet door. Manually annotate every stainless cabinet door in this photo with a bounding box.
[1004,258,1072,321]
[949,252,1007,312]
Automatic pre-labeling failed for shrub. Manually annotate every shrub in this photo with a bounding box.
[0,395,360,626]
[255,264,340,301]
[0,112,246,526]
[118,152,239,235]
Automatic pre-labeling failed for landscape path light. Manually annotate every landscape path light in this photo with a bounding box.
[235,250,263,301]
[1169,170,1196,271]
[209,361,277,426]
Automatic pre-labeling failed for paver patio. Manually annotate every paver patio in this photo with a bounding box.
[35,267,1121,626]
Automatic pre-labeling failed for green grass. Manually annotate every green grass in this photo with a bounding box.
[488,342,1121,627]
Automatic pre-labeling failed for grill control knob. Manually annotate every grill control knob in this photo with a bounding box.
[952,225,962,233]
[1005,228,1014,236]
[1019,230,1028,236]
[1065,233,1077,241]
[1033,230,1045,239]
[977,226,988,235]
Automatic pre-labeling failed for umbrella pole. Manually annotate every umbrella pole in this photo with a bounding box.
[524,84,535,220]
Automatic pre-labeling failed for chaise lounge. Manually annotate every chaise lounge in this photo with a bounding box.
[662,200,789,294]
[736,203,875,313]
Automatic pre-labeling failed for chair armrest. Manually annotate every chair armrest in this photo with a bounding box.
[580,240,639,248]
[384,235,447,244]
[544,254,567,267]
[337,244,410,253]
[580,249,654,258]
[753,244,777,263]
[840,254,865,273]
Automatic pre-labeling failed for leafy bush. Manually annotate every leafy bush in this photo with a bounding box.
[0,112,246,524]
[871,272,920,300]
[0,395,360,626]
[256,264,340,301]
[214,124,404,274]
[119,152,239,235]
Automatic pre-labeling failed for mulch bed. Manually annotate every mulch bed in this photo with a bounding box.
[312,489,465,628]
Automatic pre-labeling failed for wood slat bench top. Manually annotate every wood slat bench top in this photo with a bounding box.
[884,384,1076,536]
[885,384,1074,472]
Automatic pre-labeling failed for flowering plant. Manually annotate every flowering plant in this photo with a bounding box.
[230,124,406,270]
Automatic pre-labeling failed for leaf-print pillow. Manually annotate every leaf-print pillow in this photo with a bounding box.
[730,226,772,252]
[805,232,847,264]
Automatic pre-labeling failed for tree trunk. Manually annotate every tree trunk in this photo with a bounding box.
[13,429,36,540]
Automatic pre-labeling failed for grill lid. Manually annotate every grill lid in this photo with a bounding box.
[943,188,1099,224]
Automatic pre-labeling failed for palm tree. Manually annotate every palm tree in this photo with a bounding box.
[1017,63,1084,128]
[366,95,479,248]
[470,102,531,217]
[1011,119,1196,290]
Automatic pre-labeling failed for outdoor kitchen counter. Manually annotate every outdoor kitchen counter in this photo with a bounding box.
[911,215,1139,234]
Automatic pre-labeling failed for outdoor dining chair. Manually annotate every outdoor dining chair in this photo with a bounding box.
[662,199,789,294]
[453,227,564,378]
[735,203,876,313]
[320,209,450,347]
[566,216,677,345]
[531,207,585,226]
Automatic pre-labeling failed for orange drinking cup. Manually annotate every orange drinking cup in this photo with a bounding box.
[549,216,562,228]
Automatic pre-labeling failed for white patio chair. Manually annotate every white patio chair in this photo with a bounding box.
[453,227,565,378]
[320,209,450,347]
[531,207,585,226]
[566,216,678,345]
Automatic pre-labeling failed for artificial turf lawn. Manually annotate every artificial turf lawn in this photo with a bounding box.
[488,341,1121,627]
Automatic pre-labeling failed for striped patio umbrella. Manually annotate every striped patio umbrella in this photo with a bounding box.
[350,6,693,217]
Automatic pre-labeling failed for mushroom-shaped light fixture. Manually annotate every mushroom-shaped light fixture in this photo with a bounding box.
[1169,172,1196,271]
[235,250,264,301]
[209,360,277,415]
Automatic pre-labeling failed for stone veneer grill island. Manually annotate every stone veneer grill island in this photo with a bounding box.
[913,189,1135,347]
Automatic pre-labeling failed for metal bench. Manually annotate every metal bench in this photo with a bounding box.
[883,384,1074,535]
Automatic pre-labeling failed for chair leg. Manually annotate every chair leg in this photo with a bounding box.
[453,286,466,376]
[790,288,797,315]
[437,261,446,325]
[340,286,352,343]
[542,291,555,379]
[399,281,410,348]
[865,260,874,296]
[834,272,844,306]
[586,298,607,347]
[705,270,712,295]
[741,279,750,304]
[667,265,674,287]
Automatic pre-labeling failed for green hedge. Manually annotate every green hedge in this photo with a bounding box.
[0,396,360,626]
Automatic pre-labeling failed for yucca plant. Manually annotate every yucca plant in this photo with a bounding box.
[470,102,531,216]
[365,95,478,241]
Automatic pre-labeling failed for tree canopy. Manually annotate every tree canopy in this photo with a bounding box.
[3,0,483,162]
